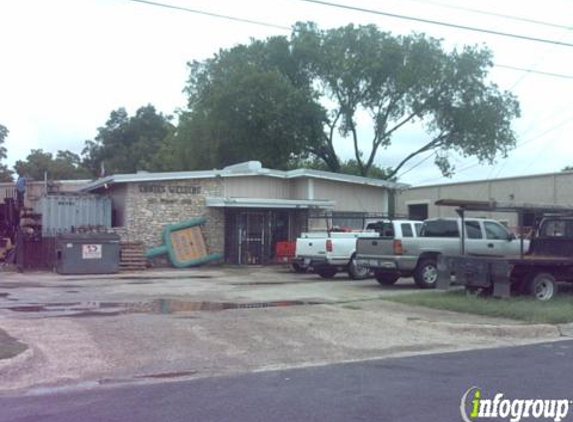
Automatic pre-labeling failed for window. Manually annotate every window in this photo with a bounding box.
[366,222,394,236]
[408,204,428,221]
[541,220,567,237]
[332,212,367,230]
[414,223,422,236]
[464,221,482,239]
[484,221,510,240]
[421,220,459,238]
[401,223,414,237]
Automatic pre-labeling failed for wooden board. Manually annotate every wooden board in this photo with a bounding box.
[169,226,208,263]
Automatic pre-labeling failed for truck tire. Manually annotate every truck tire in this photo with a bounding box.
[414,258,438,289]
[291,263,307,273]
[348,255,370,280]
[375,271,399,285]
[528,272,556,301]
[316,267,337,279]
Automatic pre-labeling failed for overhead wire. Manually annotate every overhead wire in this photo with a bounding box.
[123,0,573,80]
[494,65,573,80]
[410,116,573,186]
[124,0,290,30]
[402,0,572,31]
[291,0,573,48]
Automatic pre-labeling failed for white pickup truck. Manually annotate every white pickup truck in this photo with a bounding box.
[293,220,422,279]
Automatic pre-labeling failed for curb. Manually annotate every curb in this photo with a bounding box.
[557,323,573,337]
[414,320,562,339]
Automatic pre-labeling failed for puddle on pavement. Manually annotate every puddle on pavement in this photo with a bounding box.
[60,275,214,282]
[1,298,324,317]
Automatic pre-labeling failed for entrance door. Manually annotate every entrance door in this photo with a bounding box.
[238,212,265,265]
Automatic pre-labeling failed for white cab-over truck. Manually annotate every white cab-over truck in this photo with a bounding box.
[356,218,529,288]
[293,220,422,279]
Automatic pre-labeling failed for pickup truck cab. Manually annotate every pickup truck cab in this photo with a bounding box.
[356,218,527,288]
[294,220,421,279]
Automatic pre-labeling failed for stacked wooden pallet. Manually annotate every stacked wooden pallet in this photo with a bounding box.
[120,241,147,271]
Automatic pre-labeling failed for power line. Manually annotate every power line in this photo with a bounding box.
[495,65,573,80]
[491,115,573,179]
[291,0,573,48]
[124,0,573,81]
[124,0,290,30]
[404,0,572,31]
[409,116,573,185]
[396,151,435,179]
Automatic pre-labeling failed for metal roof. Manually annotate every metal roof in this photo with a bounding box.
[205,197,335,209]
[435,199,573,214]
[81,161,407,192]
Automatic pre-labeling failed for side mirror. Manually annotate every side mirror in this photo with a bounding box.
[508,233,516,241]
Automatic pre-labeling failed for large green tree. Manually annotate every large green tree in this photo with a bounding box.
[0,124,13,182]
[82,105,174,176]
[14,149,91,180]
[174,37,326,171]
[291,22,520,178]
[181,23,520,179]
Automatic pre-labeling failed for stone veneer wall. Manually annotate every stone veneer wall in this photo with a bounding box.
[121,178,225,254]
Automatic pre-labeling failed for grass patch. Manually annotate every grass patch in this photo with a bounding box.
[0,329,27,360]
[384,290,573,324]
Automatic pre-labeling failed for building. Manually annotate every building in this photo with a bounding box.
[0,179,89,210]
[81,161,405,265]
[396,170,573,229]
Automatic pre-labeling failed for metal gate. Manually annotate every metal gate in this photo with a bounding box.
[238,212,265,265]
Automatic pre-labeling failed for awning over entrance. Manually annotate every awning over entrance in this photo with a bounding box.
[205,197,335,209]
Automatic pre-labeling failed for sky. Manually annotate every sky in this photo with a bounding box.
[1,0,572,186]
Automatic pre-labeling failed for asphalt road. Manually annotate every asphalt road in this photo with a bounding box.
[2,340,573,422]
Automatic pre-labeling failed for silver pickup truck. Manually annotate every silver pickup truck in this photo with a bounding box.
[356,218,529,289]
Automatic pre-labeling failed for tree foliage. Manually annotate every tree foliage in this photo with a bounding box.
[14,149,91,180]
[291,22,521,178]
[0,124,14,182]
[175,37,326,171]
[82,105,174,176]
[180,23,520,179]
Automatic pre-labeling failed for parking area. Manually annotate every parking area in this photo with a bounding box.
[0,266,564,393]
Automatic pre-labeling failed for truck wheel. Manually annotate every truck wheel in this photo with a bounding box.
[348,256,370,280]
[528,273,556,301]
[375,271,399,285]
[316,268,337,279]
[291,263,307,273]
[414,258,438,289]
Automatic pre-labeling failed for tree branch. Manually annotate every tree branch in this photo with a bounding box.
[350,122,365,176]
[386,134,447,180]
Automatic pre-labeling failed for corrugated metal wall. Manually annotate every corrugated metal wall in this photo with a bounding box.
[395,172,573,227]
[312,179,388,213]
[36,194,112,236]
[224,177,291,199]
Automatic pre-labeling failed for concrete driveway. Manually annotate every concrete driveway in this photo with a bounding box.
[0,266,563,393]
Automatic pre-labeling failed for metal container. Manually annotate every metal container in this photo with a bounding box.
[56,233,120,274]
[36,194,112,236]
